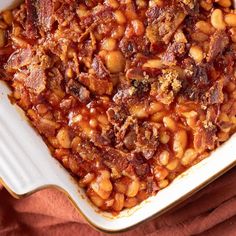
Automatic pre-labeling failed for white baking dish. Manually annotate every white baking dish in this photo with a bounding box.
[1,1,236,233]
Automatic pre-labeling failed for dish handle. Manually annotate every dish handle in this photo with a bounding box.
[0,121,50,198]
[0,150,47,198]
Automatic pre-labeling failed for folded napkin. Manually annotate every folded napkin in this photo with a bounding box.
[1,167,236,236]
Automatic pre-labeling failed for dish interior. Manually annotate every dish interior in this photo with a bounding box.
[0,0,236,232]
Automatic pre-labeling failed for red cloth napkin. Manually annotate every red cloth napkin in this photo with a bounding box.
[1,167,236,236]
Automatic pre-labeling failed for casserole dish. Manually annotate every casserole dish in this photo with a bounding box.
[1,1,236,233]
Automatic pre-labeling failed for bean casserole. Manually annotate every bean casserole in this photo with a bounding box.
[0,0,236,213]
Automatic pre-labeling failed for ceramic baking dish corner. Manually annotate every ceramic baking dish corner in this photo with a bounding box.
[1,1,236,233]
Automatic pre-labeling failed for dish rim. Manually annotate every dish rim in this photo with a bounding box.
[1,1,236,233]
[1,155,236,234]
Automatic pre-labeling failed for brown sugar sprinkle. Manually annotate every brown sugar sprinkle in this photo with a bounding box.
[0,0,236,213]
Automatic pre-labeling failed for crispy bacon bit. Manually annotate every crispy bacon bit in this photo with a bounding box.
[38,0,54,32]
[135,122,160,160]
[92,56,110,79]
[74,141,100,161]
[25,67,46,94]
[36,118,60,136]
[146,6,186,45]
[26,0,39,39]
[162,42,186,65]
[82,5,113,27]
[206,80,224,105]
[146,176,159,194]
[78,33,96,68]
[107,106,128,126]
[6,47,33,71]
[50,68,63,88]
[78,73,113,95]
[103,147,129,172]
[119,37,149,58]
[181,65,210,102]
[130,154,150,178]
[194,126,217,152]
[207,31,229,62]
[66,79,90,103]
[26,0,54,37]
[134,163,150,178]
[116,116,137,143]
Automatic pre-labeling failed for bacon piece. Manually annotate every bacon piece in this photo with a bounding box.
[6,47,33,71]
[92,56,110,79]
[119,37,150,58]
[66,79,90,103]
[102,147,129,172]
[35,118,60,136]
[25,67,46,94]
[130,155,150,178]
[180,65,211,102]
[90,129,115,147]
[78,32,96,68]
[73,141,100,161]
[38,0,54,32]
[107,106,128,126]
[207,30,229,62]
[194,126,217,152]
[78,73,113,96]
[26,0,39,39]
[162,42,186,65]
[54,2,74,25]
[207,80,224,105]
[82,5,113,27]
[26,0,54,38]
[135,122,160,160]
[146,6,186,45]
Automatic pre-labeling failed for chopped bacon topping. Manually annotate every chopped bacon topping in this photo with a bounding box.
[6,47,33,71]
[25,67,46,94]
